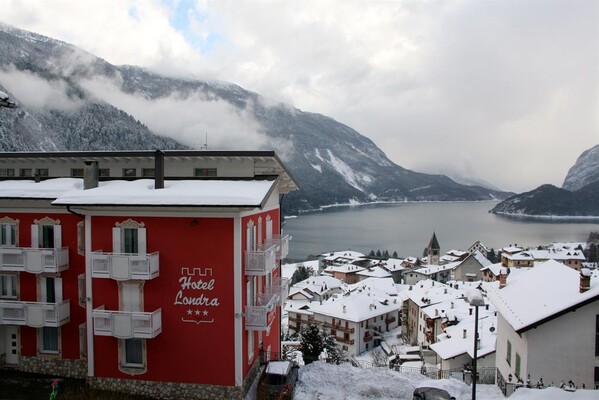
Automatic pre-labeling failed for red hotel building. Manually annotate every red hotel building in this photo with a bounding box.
[0,150,297,399]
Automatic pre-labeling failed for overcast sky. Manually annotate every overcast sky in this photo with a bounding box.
[0,0,597,192]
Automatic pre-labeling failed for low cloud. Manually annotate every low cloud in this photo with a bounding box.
[80,76,271,151]
[0,66,84,110]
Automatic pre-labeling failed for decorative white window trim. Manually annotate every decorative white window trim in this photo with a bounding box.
[115,219,145,229]
[0,216,19,224]
[77,221,85,256]
[33,216,60,226]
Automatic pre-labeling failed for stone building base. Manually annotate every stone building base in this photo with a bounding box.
[88,357,263,400]
[18,356,87,379]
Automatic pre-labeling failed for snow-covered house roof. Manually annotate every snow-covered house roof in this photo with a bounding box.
[356,266,392,279]
[470,251,492,268]
[549,242,586,252]
[321,250,365,261]
[431,315,497,360]
[310,278,401,323]
[446,250,468,258]
[288,276,344,299]
[501,246,523,254]
[51,179,277,207]
[382,258,406,272]
[404,281,461,308]
[488,260,599,333]
[480,263,504,277]
[412,262,460,277]
[323,263,365,275]
[523,249,586,261]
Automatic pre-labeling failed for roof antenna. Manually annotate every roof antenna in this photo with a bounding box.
[200,132,208,150]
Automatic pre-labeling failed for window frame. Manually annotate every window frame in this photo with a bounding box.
[122,168,137,177]
[194,168,217,177]
[0,274,18,299]
[39,326,60,355]
[506,339,512,366]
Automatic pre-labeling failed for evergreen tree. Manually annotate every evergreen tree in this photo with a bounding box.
[392,251,398,258]
[383,250,389,258]
[291,265,312,285]
[369,250,375,257]
[322,335,344,365]
[376,250,382,258]
[299,324,325,364]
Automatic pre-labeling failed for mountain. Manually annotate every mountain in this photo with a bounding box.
[490,182,599,217]
[0,24,509,213]
[562,144,599,191]
[491,144,599,217]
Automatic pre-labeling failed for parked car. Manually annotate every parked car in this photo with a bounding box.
[257,360,299,400]
[412,387,456,400]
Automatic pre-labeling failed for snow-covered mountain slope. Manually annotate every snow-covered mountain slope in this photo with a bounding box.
[0,23,509,213]
[562,144,599,191]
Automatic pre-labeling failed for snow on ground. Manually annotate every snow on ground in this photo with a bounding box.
[294,361,503,400]
[294,362,598,400]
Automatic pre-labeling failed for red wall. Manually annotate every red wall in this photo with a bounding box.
[2,212,86,360]
[91,216,235,385]
[241,209,281,377]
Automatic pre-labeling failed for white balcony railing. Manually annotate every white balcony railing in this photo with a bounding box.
[245,244,277,276]
[0,247,69,274]
[0,299,70,327]
[90,251,159,281]
[271,277,290,304]
[265,234,291,259]
[245,290,279,331]
[92,306,162,339]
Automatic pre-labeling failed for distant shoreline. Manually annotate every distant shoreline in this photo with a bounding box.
[491,211,599,221]
[285,199,500,218]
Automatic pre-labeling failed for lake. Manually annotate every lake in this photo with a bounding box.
[282,201,599,262]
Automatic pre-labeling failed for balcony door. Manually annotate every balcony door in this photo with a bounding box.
[113,225,146,255]
[40,276,63,303]
[30,219,61,249]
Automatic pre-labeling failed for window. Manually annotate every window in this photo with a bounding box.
[71,168,84,177]
[0,222,16,247]
[40,327,59,354]
[78,274,86,308]
[122,168,136,177]
[506,340,512,366]
[515,353,521,379]
[99,168,110,177]
[79,323,87,358]
[0,274,17,299]
[40,225,55,249]
[77,221,84,255]
[122,228,138,253]
[35,168,49,177]
[20,168,32,177]
[194,168,217,177]
[123,338,144,367]
[0,168,15,177]
[596,316,599,357]
[141,168,155,177]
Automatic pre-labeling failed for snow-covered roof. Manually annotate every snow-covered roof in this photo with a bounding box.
[382,258,405,272]
[356,266,391,278]
[289,276,344,298]
[51,179,275,206]
[501,246,523,253]
[323,263,365,274]
[0,178,83,199]
[523,249,586,261]
[446,250,467,258]
[488,260,599,332]
[480,263,503,276]
[321,250,365,260]
[431,315,497,360]
[310,278,401,322]
[412,262,460,276]
[470,251,492,268]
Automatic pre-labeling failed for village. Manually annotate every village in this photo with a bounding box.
[281,234,599,397]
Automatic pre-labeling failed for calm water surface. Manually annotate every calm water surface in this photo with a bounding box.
[283,201,599,261]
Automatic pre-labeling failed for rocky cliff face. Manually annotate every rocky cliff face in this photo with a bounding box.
[0,23,509,213]
[562,144,599,191]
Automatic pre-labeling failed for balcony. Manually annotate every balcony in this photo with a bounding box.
[0,299,70,327]
[90,251,159,281]
[271,277,290,303]
[265,234,291,259]
[0,247,69,274]
[92,306,162,339]
[386,315,397,324]
[245,291,279,331]
[322,321,355,333]
[245,244,277,276]
[335,336,355,345]
[364,332,373,343]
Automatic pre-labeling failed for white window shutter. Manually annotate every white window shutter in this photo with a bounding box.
[31,225,39,248]
[53,225,62,248]
[112,228,121,253]
[266,219,273,241]
[138,228,147,255]
[55,278,63,302]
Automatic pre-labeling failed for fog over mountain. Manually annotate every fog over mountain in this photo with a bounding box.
[0,24,509,213]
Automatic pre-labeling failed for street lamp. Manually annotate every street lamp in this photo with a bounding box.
[0,90,16,109]
[467,289,484,400]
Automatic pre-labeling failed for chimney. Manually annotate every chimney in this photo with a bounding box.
[435,309,439,317]
[499,268,508,289]
[580,268,591,293]
[154,150,165,189]
[450,301,454,309]
[343,305,346,313]
[463,329,467,339]
[84,161,99,189]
